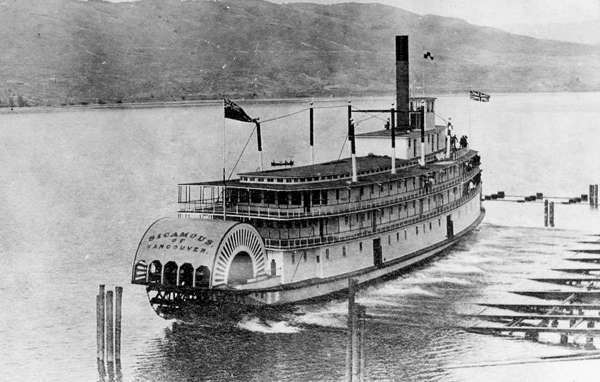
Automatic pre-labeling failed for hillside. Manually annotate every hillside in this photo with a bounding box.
[1,0,599,106]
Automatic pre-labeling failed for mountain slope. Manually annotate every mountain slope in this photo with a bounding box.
[0,0,599,106]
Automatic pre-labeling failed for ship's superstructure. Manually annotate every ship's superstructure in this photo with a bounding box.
[131,36,484,318]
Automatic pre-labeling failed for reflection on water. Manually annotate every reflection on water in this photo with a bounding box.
[1,92,600,381]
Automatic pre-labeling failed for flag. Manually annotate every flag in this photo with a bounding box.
[469,90,490,102]
[423,51,434,60]
[224,98,254,122]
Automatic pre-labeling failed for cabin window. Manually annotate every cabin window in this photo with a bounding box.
[343,246,347,257]
[359,242,363,252]
[291,192,301,205]
[163,261,178,286]
[303,251,307,261]
[277,192,288,205]
[148,260,162,283]
[178,263,194,287]
[389,183,393,191]
[404,230,407,239]
[423,224,426,232]
[250,190,262,203]
[316,255,320,263]
[336,189,340,201]
[264,191,275,204]
[416,226,419,235]
[271,259,277,275]
[321,190,328,205]
[388,235,391,245]
[292,254,295,264]
[239,189,249,203]
[429,222,433,230]
[312,190,320,205]
[195,266,210,287]
[325,248,330,260]
[370,185,374,194]
[396,232,399,241]
[360,187,364,196]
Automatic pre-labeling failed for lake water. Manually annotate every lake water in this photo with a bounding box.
[1,92,600,382]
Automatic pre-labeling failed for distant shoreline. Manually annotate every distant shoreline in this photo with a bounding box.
[1,89,598,114]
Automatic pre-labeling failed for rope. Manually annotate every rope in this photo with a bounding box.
[261,108,308,124]
[337,136,348,160]
[228,125,256,180]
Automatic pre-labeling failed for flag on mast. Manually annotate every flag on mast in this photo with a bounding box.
[469,90,490,102]
[224,98,255,122]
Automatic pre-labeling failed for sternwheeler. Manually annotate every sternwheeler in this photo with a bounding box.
[131,36,484,318]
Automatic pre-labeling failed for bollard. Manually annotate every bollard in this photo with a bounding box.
[549,201,555,227]
[106,290,114,362]
[544,200,548,227]
[346,279,357,382]
[99,285,105,362]
[115,286,123,361]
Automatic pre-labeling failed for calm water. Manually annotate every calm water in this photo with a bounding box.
[1,92,600,382]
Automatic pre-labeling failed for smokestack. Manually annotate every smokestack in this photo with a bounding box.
[419,106,425,166]
[348,102,357,182]
[390,106,396,174]
[309,103,315,164]
[396,36,409,129]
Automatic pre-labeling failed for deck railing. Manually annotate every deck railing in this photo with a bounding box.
[179,166,480,220]
[261,184,481,249]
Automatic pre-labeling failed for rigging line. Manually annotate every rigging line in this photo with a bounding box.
[434,112,450,124]
[228,125,256,180]
[351,108,388,123]
[314,104,349,109]
[261,108,309,124]
[337,136,348,160]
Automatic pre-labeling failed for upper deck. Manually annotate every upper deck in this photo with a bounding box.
[177,148,480,220]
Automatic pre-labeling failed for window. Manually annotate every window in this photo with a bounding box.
[429,222,432,230]
[292,254,295,264]
[396,232,399,241]
[359,242,363,251]
[416,226,419,235]
[344,216,349,225]
[336,189,340,201]
[360,187,364,196]
[388,235,391,245]
[343,246,347,257]
[404,230,407,239]
[325,248,330,260]
[370,185,374,194]
[316,255,320,263]
[303,251,307,261]
[438,218,441,226]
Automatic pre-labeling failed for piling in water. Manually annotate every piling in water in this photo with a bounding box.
[115,286,122,361]
[549,201,555,227]
[99,285,105,362]
[595,184,599,208]
[544,200,549,227]
[358,305,366,382]
[106,290,114,362]
[96,294,102,360]
[346,279,357,382]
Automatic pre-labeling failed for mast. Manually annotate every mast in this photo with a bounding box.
[390,105,396,174]
[222,99,227,219]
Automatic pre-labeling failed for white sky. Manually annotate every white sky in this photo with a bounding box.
[106,0,600,27]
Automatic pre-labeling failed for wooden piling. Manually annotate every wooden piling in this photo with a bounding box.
[595,184,599,208]
[351,303,360,382]
[358,305,366,382]
[549,201,555,227]
[346,279,357,382]
[544,199,548,227]
[99,285,105,362]
[590,185,594,206]
[115,286,122,361]
[106,290,114,362]
[96,294,102,360]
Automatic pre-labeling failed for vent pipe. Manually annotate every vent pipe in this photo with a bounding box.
[309,103,315,164]
[348,102,357,182]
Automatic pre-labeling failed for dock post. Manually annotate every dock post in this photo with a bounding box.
[595,184,599,208]
[544,199,548,227]
[358,305,366,382]
[351,303,360,382]
[99,285,105,362]
[549,201,555,227]
[115,286,123,361]
[590,185,594,206]
[106,290,114,363]
[346,279,357,382]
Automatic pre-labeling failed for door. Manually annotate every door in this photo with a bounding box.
[373,238,383,267]
[446,215,454,239]
[303,191,311,213]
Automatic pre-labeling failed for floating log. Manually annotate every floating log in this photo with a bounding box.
[511,290,600,303]
[466,326,600,335]
[553,268,600,275]
[464,314,600,322]
[565,258,600,264]
[530,277,600,288]
[570,249,600,254]
[477,303,600,314]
